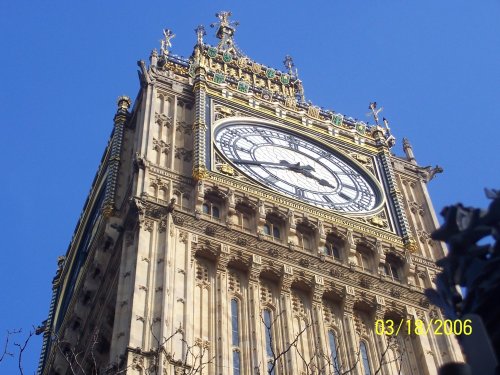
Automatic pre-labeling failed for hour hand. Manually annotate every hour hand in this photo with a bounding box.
[278,160,315,172]
[292,167,336,189]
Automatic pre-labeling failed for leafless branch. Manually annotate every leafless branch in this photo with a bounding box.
[13,328,34,375]
[0,329,21,363]
[261,309,312,374]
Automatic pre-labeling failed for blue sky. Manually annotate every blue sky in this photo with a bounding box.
[1,1,499,373]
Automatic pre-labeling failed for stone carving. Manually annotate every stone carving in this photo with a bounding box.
[155,112,172,128]
[176,120,192,135]
[409,201,425,216]
[299,258,310,268]
[228,271,242,294]
[174,147,193,162]
[153,138,170,154]
[205,225,216,236]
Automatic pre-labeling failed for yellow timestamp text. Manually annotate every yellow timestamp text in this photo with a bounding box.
[375,319,472,336]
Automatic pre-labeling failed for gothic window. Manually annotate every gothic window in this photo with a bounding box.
[174,190,190,211]
[202,202,220,219]
[384,262,400,281]
[231,299,241,375]
[324,233,343,259]
[328,330,340,374]
[235,203,254,232]
[356,244,374,273]
[202,191,225,220]
[263,309,274,373]
[263,214,283,242]
[296,223,315,252]
[383,254,403,282]
[360,341,372,375]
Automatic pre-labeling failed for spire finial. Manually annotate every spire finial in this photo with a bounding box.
[194,25,206,45]
[117,96,131,111]
[367,102,383,126]
[160,28,175,56]
[283,55,296,75]
[210,11,240,51]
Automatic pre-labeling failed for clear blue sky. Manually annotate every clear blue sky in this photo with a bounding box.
[1,1,499,373]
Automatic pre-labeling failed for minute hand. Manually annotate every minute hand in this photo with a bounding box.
[232,159,315,171]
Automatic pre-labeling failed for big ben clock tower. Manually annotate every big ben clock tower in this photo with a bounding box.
[39,12,463,375]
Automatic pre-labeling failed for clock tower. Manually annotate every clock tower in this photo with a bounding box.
[39,12,463,375]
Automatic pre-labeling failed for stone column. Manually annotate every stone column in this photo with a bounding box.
[410,308,438,375]
[342,286,359,375]
[248,255,263,374]
[312,276,326,373]
[215,245,230,374]
[192,65,208,181]
[280,265,295,374]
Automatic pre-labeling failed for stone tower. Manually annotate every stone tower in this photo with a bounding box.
[38,12,463,375]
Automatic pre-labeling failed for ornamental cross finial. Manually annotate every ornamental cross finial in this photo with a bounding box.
[367,102,383,126]
[160,29,175,56]
[211,11,240,51]
[194,25,206,45]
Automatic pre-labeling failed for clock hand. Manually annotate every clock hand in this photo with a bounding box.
[231,160,292,168]
[231,159,316,172]
[293,168,336,189]
[278,160,315,172]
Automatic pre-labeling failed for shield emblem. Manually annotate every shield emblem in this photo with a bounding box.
[266,68,276,79]
[207,47,218,58]
[237,81,250,93]
[356,122,366,134]
[332,114,343,126]
[213,72,225,84]
[280,74,290,85]
[223,52,233,63]
[188,63,197,78]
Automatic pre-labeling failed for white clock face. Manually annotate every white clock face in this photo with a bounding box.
[214,122,382,213]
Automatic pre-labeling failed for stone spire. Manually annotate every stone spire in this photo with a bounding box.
[403,137,416,164]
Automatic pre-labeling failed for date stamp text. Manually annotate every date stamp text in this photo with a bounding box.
[375,319,472,336]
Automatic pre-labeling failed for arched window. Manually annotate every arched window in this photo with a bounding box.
[235,203,254,232]
[325,233,343,259]
[202,201,221,220]
[384,254,403,282]
[360,341,372,375]
[385,262,400,281]
[296,223,315,252]
[272,226,280,239]
[263,309,274,374]
[356,244,374,273]
[328,331,340,374]
[212,205,220,218]
[231,299,241,375]
[263,214,283,242]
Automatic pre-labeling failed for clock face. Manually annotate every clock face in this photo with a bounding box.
[214,122,382,213]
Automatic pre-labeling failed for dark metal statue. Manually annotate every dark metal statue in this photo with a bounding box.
[426,188,500,374]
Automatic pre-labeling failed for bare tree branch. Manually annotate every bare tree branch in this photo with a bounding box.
[13,329,34,375]
[0,329,21,363]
